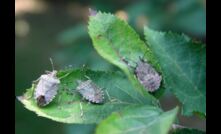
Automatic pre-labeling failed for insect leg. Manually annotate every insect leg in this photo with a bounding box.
[105,90,120,103]
[105,90,112,102]
[58,72,72,80]
[27,78,41,100]
[79,102,84,118]
[84,75,91,80]
[25,85,35,99]
[58,94,62,104]
[121,57,136,70]
[32,77,40,85]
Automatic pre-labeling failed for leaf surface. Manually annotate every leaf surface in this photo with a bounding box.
[88,12,164,97]
[18,69,158,123]
[144,27,206,116]
[96,106,178,134]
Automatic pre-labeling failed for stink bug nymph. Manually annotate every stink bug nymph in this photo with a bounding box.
[76,76,104,104]
[122,55,162,92]
[34,58,60,107]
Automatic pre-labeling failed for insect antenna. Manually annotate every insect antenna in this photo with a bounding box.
[49,57,55,71]
[139,50,149,62]
[81,64,89,80]
[121,57,137,69]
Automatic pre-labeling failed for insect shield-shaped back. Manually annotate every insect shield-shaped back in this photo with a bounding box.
[76,79,104,104]
[135,59,162,92]
[122,56,162,92]
[34,58,61,107]
[34,70,60,107]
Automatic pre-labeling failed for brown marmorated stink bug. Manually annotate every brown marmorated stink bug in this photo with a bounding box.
[33,58,60,107]
[122,55,162,92]
[76,76,104,104]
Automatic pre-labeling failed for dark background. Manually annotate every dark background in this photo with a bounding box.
[15,0,206,133]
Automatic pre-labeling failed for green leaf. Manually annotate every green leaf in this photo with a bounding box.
[171,128,205,134]
[96,106,178,134]
[66,124,96,134]
[17,69,158,124]
[88,11,164,98]
[144,27,206,116]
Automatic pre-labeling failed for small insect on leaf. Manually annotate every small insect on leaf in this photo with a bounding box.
[34,58,60,107]
[123,55,162,92]
[76,78,104,104]
[135,59,162,92]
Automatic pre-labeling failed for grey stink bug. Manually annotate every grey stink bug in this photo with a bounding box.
[122,56,162,92]
[34,58,60,107]
[134,59,162,92]
[76,77,104,104]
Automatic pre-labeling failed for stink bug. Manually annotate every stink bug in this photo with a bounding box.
[122,54,162,92]
[34,58,60,107]
[134,58,162,92]
[76,76,104,104]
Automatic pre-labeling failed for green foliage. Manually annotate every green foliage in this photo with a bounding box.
[65,124,96,134]
[17,9,205,134]
[18,69,158,124]
[96,106,178,134]
[88,11,164,97]
[144,27,206,116]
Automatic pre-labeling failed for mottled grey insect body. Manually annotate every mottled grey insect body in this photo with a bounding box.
[135,60,162,92]
[76,80,104,104]
[34,70,60,107]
